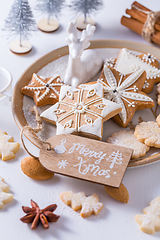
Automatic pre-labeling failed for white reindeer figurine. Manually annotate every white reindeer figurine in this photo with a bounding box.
[64,21,103,87]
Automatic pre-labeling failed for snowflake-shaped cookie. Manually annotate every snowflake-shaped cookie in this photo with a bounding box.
[0,176,13,209]
[21,74,64,106]
[97,65,154,127]
[134,121,160,147]
[40,83,122,140]
[107,130,150,159]
[60,191,103,218]
[114,48,160,93]
[0,130,20,161]
[135,197,160,234]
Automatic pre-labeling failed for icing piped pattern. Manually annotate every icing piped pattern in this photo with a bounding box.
[40,83,122,139]
[114,48,160,92]
[98,65,154,124]
[21,74,64,106]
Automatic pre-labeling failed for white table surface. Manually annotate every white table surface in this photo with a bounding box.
[0,0,160,239]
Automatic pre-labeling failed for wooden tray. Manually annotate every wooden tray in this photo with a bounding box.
[12,39,160,168]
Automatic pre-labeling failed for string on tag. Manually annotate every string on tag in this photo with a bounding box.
[20,106,52,160]
[132,3,160,43]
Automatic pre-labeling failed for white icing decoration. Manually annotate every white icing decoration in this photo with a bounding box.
[24,74,63,102]
[54,139,66,154]
[98,66,153,124]
[64,21,103,87]
[106,150,123,169]
[40,83,121,138]
[142,53,156,63]
[105,58,115,67]
[57,160,69,169]
[64,119,73,129]
[84,115,93,125]
[86,89,96,98]
[114,48,160,89]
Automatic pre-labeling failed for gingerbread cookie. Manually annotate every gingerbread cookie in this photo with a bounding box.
[0,176,13,209]
[134,121,160,147]
[0,130,20,161]
[135,197,160,234]
[60,191,103,218]
[114,48,160,93]
[21,74,64,107]
[40,83,122,140]
[21,157,54,180]
[97,65,154,127]
[107,130,150,159]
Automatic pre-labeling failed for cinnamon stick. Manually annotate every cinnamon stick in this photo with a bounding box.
[126,3,160,32]
[121,16,160,45]
[132,1,160,25]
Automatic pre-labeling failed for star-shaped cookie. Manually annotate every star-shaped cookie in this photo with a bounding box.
[114,48,160,93]
[40,83,122,140]
[21,74,64,107]
[97,65,154,127]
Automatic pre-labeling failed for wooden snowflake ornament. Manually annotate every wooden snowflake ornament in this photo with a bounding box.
[0,130,20,161]
[97,65,154,127]
[0,176,13,209]
[40,83,122,140]
[21,74,64,107]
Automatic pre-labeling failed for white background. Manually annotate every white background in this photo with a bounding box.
[0,0,160,239]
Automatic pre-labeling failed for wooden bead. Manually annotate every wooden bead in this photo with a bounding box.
[21,157,54,180]
[9,40,32,54]
[37,19,59,32]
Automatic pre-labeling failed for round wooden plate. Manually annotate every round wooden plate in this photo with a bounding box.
[12,39,160,168]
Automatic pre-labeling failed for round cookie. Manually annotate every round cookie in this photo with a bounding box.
[21,157,54,180]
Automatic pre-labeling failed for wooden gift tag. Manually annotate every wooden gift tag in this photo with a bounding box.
[39,134,132,188]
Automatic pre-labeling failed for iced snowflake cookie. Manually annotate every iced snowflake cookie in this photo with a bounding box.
[0,130,20,161]
[107,130,150,159]
[135,197,160,234]
[60,191,103,218]
[96,65,154,127]
[114,48,160,93]
[0,176,13,209]
[40,83,122,140]
[134,121,160,147]
[21,74,64,107]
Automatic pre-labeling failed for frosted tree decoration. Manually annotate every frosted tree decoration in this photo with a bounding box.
[4,0,36,54]
[64,21,103,88]
[106,151,123,169]
[70,0,103,30]
[35,0,65,32]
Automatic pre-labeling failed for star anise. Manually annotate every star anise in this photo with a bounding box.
[20,199,60,229]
